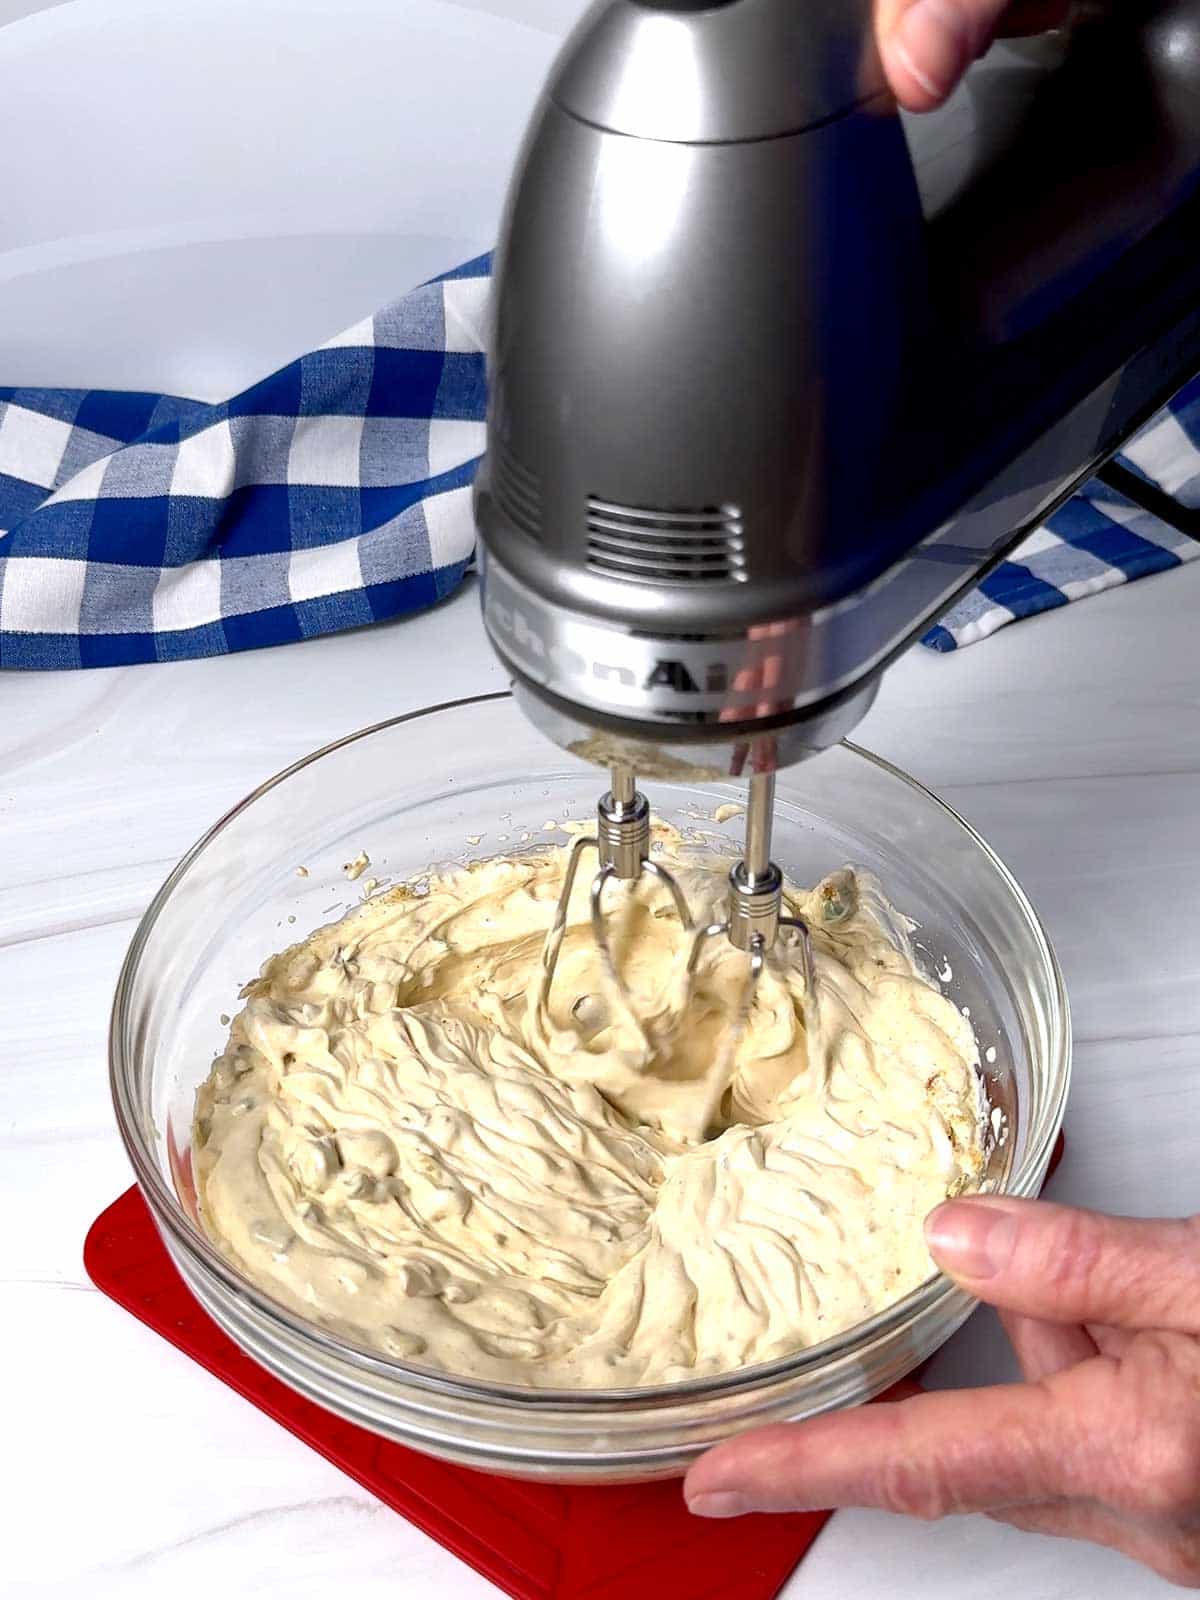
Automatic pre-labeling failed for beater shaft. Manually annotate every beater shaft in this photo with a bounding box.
[609,762,636,809]
[744,771,775,885]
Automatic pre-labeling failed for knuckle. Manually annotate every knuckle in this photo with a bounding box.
[1044,1209,1107,1302]
[876,1455,953,1520]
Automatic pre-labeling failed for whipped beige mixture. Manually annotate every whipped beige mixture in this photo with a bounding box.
[194,831,985,1387]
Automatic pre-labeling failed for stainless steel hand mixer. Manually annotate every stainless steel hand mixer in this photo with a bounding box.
[474,0,1200,1024]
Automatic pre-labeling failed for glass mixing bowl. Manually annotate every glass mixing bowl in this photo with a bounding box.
[110,691,1070,1482]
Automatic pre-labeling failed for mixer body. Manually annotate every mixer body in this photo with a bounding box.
[477,91,923,771]
[476,0,1200,775]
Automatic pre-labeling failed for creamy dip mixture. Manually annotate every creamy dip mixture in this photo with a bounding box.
[194,833,985,1387]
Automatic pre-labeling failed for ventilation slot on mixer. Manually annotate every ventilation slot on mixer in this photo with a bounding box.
[585,498,746,585]
[492,438,543,543]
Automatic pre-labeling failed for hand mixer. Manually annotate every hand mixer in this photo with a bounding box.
[474,0,1200,1019]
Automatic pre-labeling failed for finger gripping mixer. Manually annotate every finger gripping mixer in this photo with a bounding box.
[474,0,1200,1008]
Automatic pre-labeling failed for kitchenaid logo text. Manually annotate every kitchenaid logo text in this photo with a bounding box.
[489,599,730,694]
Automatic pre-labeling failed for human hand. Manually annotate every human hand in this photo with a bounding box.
[876,0,1071,110]
[685,1197,1200,1587]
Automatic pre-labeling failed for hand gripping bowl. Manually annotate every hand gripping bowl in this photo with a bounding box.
[110,691,1070,1483]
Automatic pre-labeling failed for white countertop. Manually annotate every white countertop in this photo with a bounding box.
[2,3,1198,1597]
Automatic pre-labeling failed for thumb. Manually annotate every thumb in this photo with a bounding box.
[925,1196,1200,1331]
[876,0,1014,110]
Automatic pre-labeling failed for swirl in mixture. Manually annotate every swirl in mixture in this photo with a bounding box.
[194,834,984,1386]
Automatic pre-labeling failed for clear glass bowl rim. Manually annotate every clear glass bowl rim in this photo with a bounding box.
[110,689,1072,1411]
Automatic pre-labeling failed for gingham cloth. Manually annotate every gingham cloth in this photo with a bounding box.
[0,252,1196,668]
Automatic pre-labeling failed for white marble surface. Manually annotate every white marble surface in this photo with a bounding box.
[3,2,1200,1597]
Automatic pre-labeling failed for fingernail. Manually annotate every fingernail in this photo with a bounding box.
[892,0,974,99]
[687,1491,751,1519]
[925,1199,1018,1278]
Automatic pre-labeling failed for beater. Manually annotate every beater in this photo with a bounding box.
[475,0,1200,1020]
[536,760,814,1040]
[535,760,694,1028]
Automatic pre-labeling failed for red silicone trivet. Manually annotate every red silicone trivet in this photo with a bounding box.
[83,1133,1063,1600]
[84,1187,826,1599]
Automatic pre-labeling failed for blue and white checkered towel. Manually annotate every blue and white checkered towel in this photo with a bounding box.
[0,252,1196,669]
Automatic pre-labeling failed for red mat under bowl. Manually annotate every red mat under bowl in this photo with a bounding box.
[84,1132,1063,1600]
